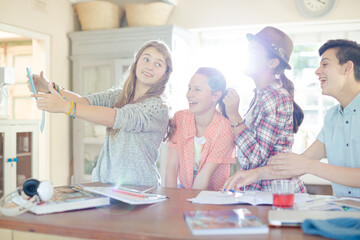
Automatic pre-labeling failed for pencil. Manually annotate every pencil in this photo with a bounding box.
[112,189,146,198]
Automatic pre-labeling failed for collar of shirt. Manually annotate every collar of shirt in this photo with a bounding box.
[254,78,283,96]
[337,92,360,116]
[185,111,222,140]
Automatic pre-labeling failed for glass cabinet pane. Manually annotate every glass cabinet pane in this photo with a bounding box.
[83,143,103,176]
[16,132,32,188]
[82,64,112,95]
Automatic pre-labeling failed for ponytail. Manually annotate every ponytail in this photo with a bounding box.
[280,73,304,133]
[196,67,228,118]
[217,94,228,119]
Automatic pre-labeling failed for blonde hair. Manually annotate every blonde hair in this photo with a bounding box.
[108,40,173,135]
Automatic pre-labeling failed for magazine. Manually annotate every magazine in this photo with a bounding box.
[330,198,360,210]
[83,186,167,205]
[12,185,110,215]
[184,208,269,235]
[188,190,310,205]
[295,195,360,211]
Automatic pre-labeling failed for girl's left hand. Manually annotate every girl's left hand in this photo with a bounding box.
[31,82,69,113]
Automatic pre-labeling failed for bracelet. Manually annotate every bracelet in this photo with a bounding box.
[70,102,77,119]
[231,120,245,128]
[66,101,74,116]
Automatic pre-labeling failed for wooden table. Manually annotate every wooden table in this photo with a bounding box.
[0,185,327,240]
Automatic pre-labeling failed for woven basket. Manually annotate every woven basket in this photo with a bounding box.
[125,2,173,27]
[75,1,123,31]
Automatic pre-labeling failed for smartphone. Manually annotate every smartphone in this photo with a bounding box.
[27,67,45,132]
[26,67,37,95]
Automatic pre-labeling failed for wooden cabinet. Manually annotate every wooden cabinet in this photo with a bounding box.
[0,120,39,197]
[69,25,191,183]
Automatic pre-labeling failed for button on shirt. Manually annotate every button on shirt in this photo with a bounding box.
[317,93,360,197]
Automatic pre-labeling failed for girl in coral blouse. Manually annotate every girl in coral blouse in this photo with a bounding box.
[165,67,236,190]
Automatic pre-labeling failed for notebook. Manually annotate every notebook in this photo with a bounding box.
[12,185,110,215]
[268,210,360,226]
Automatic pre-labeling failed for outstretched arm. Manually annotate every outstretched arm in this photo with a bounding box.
[28,71,89,105]
[223,140,326,191]
[32,82,116,127]
[270,140,360,188]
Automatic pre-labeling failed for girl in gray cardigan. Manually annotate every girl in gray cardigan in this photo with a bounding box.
[30,41,173,186]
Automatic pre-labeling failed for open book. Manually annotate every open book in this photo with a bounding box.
[12,185,110,215]
[188,190,310,205]
[83,186,167,205]
[295,195,360,211]
[184,208,268,235]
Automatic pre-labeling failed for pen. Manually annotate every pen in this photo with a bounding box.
[222,189,246,194]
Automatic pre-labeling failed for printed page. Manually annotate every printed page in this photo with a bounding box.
[189,191,310,205]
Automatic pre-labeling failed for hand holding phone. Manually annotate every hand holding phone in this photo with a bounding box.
[27,67,45,132]
[26,67,38,96]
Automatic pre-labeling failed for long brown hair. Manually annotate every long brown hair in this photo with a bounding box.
[108,40,173,135]
[270,52,304,133]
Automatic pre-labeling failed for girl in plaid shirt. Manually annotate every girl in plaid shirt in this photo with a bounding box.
[223,26,306,193]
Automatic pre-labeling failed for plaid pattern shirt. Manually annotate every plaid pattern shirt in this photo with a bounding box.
[236,79,306,193]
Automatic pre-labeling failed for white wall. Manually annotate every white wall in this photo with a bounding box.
[0,0,75,186]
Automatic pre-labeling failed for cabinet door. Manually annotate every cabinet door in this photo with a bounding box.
[73,58,132,183]
[0,123,38,197]
[14,124,38,191]
[0,128,14,198]
[16,131,34,188]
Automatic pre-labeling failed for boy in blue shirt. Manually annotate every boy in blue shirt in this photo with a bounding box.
[223,39,360,197]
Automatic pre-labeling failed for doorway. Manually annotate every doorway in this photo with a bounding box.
[0,23,50,182]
